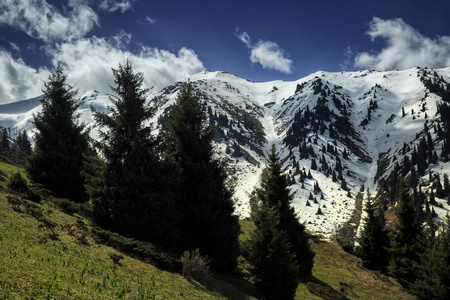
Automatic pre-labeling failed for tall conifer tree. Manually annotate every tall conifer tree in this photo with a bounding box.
[163,82,240,272]
[247,202,299,300]
[1,128,9,156]
[27,63,89,202]
[355,189,390,270]
[257,144,315,277]
[93,61,176,245]
[388,178,423,288]
[413,215,450,299]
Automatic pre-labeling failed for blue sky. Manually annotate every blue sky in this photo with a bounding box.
[0,0,450,104]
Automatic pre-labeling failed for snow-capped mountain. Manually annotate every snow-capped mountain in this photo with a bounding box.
[1,66,450,238]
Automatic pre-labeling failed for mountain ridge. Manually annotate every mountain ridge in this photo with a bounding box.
[2,66,450,238]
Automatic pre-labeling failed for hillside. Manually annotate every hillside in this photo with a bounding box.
[0,159,415,299]
[1,66,450,238]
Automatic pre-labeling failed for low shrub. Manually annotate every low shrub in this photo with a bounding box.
[92,227,182,272]
[6,195,24,211]
[27,183,51,202]
[7,172,29,194]
[24,201,44,220]
[51,198,93,219]
[181,249,210,278]
[109,253,124,265]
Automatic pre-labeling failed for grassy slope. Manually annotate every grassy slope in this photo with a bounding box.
[0,161,415,299]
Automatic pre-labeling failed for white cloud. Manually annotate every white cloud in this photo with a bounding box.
[99,0,136,13]
[8,42,21,54]
[236,31,293,74]
[49,37,204,94]
[108,30,133,49]
[0,0,204,104]
[237,32,251,47]
[0,50,50,104]
[250,41,293,73]
[355,17,450,70]
[146,16,156,25]
[0,0,98,43]
[0,37,204,104]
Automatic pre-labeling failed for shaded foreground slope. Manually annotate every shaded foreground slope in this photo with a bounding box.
[0,160,255,299]
[0,160,414,299]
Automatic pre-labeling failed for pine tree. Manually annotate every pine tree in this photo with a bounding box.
[12,130,32,165]
[434,174,444,198]
[355,189,390,270]
[27,63,89,202]
[256,144,315,277]
[413,215,450,299]
[443,173,450,197]
[310,158,317,170]
[246,202,299,300]
[1,128,9,156]
[92,61,177,245]
[163,82,240,273]
[388,178,423,289]
[341,177,348,190]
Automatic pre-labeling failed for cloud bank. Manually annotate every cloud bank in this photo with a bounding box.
[355,17,450,71]
[0,0,98,42]
[0,0,204,104]
[0,52,50,103]
[0,36,204,104]
[237,32,293,74]
[51,36,204,94]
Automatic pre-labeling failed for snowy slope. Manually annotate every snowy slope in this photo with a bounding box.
[1,67,450,238]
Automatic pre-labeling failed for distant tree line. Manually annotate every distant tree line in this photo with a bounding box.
[0,127,31,165]
[356,178,450,299]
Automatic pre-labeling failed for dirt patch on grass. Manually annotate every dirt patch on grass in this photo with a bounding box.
[336,192,364,242]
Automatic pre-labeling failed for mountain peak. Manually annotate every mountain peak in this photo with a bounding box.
[2,66,450,238]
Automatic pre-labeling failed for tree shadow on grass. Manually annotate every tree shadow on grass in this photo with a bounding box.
[302,276,351,300]
[186,271,257,300]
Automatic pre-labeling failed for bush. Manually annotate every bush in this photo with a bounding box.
[0,155,13,165]
[7,195,24,211]
[28,183,51,202]
[181,249,210,278]
[24,202,44,220]
[51,197,93,219]
[109,253,124,265]
[92,227,182,272]
[7,172,29,194]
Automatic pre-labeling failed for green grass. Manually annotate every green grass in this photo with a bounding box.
[0,196,248,299]
[0,159,415,299]
[0,161,256,299]
[296,239,415,300]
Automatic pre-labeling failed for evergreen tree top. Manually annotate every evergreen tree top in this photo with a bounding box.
[93,60,156,162]
[257,144,293,210]
[393,178,422,246]
[35,62,85,133]
[164,81,214,163]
